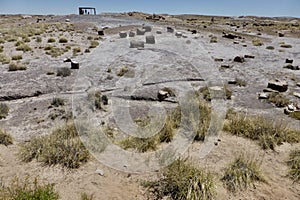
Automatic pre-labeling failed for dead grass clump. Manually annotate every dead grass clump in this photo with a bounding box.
[47,38,56,43]
[289,112,300,120]
[210,36,218,43]
[0,177,59,200]
[81,192,94,200]
[117,66,129,76]
[89,40,99,48]
[0,129,13,146]
[221,154,265,192]
[73,47,81,55]
[267,92,289,107]
[223,113,300,150]
[252,38,264,46]
[0,45,3,53]
[8,63,27,71]
[0,54,10,64]
[51,97,65,107]
[57,67,71,77]
[194,100,211,141]
[46,47,67,57]
[36,37,42,43]
[143,159,215,200]
[58,37,68,43]
[16,44,32,52]
[11,54,23,60]
[199,85,232,101]
[280,44,292,48]
[266,46,275,50]
[0,103,9,119]
[287,149,300,182]
[19,123,90,168]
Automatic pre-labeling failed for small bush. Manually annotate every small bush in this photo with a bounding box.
[36,37,42,43]
[23,37,31,43]
[222,154,265,192]
[89,41,99,48]
[144,159,215,200]
[15,40,25,47]
[289,111,300,120]
[11,55,23,60]
[235,78,247,87]
[58,37,68,43]
[287,149,300,182]
[47,38,56,43]
[84,49,91,53]
[252,38,264,46]
[0,54,10,64]
[8,63,27,71]
[223,113,300,150]
[280,44,292,48]
[0,177,59,200]
[0,129,13,146]
[44,45,53,51]
[268,92,289,107]
[81,192,94,200]
[73,47,81,54]
[117,66,129,76]
[87,36,93,40]
[0,46,3,53]
[57,67,71,77]
[51,97,65,107]
[16,44,32,52]
[266,46,275,50]
[19,123,90,168]
[0,103,9,119]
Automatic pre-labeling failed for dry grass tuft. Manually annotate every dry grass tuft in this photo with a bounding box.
[0,103,9,119]
[287,149,300,182]
[0,128,13,146]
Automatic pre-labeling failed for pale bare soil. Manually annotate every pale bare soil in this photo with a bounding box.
[0,13,299,199]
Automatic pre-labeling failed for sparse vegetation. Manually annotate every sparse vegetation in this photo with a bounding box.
[8,63,27,71]
[224,112,300,150]
[73,47,81,54]
[199,85,232,101]
[267,92,289,107]
[11,55,23,60]
[222,154,265,192]
[81,192,94,200]
[266,46,275,50]
[289,111,300,120]
[19,123,90,168]
[235,78,247,87]
[45,47,67,57]
[252,38,264,46]
[280,44,292,48]
[35,37,42,43]
[57,67,71,77]
[16,44,32,52]
[0,103,9,119]
[210,36,218,43]
[0,129,13,146]
[0,177,59,200]
[287,149,300,182]
[0,45,3,53]
[144,159,215,200]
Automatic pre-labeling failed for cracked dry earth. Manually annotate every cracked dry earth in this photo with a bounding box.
[0,14,300,199]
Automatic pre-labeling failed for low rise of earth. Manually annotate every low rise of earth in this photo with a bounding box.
[0,12,299,200]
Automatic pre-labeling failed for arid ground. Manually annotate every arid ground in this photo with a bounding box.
[0,13,299,199]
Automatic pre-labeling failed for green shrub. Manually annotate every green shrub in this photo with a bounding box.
[51,97,65,107]
[19,123,90,168]
[268,92,289,107]
[144,159,215,200]
[0,177,59,200]
[0,129,13,146]
[0,103,9,119]
[47,38,56,43]
[223,113,300,150]
[57,67,71,77]
[221,154,265,192]
[58,37,68,43]
[11,55,23,60]
[89,41,99,48]
[287,149,300,182]
[0,54,10,64]
[8,63,27,71]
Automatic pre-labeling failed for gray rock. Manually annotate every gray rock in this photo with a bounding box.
[288,104,296,111]
[278,32,285,37]
[130,41,144,48]
[175,32,182,37]
[98,30,104,36]
[284,64,299,70]
[129,31,135,37]
[71,61,79,69]
[157,90,169,101]
[286,59,293,64]
[146,35,155,44]
[96,169,104,176]
[136,28,146,35]
[258,93,269,99]
[297,83,300,87]
[233,56,245,63]
[294,92,300,98]
[244,55,255,59]
[182,35,188,38]
[156,30,162,34]
[143,26,152,32]
[167,27,174,33]
[267,79,288,92]
[119,31,127,38]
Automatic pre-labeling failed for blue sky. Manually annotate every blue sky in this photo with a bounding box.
[0,0,299,17]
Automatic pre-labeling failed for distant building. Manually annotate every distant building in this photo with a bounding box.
[79,7,96,15]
